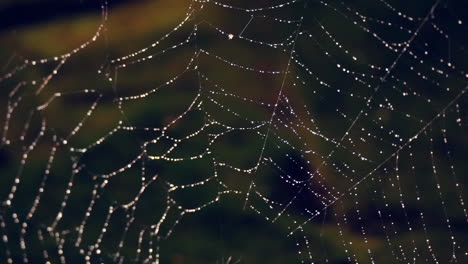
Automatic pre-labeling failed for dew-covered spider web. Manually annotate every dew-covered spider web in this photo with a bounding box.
[0,0,467,263]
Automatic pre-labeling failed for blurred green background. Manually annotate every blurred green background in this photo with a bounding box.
[0,0,467,263]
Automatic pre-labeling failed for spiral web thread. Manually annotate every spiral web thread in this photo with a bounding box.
[0,0,467,263]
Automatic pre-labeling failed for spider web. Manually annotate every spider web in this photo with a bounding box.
[0,0,467,263]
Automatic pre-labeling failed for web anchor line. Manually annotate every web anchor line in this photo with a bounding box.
[243,17,305,210]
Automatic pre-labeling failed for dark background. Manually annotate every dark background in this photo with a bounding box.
[0,0,467,263]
